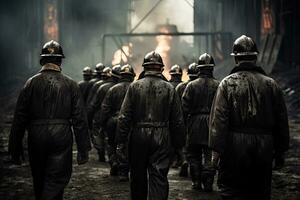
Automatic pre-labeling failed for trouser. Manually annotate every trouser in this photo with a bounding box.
[187,144,214,188]
[129,128,171,200]
[172,148,184,167]
[92,127,106,159]
[28,126,72,200]
[217,133,273,200]
[117,144,129,177]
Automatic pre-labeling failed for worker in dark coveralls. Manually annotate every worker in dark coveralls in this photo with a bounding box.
[86,63,106,106]
[175,62,199,177]
[176,62,199,99]
[117,51,185,200]
[89,62,106,91]
[209,35,290,200]
[182,53,219,191]
[88,65,121,164]
[99,64,135,181]
[169,64,183,88]
[168,64,184,168]
[86,63,111,127]
[9,40,91,200]
[78,66,93,106]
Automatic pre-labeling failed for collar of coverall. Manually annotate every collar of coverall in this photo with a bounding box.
[40,63,62,72]
[230,61,266,75]
[143,71,168,81]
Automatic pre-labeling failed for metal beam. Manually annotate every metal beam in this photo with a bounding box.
[129,0,164,33]
[101,31,232,61]
[103,32,232,38]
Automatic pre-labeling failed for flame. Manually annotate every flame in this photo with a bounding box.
[44,1,59,41]
[262,2,273,35]
[155,27,172,80]
[112,43,133,65]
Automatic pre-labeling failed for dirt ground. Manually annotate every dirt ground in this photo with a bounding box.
[0,118,299,200]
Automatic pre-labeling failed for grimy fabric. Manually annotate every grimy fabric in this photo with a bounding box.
[209,62,290,200]
[9,64,90,200]
[87,78,117,159]
[182,70,219,189]
[78,79,93,107]
[99,77,133,176]
[117,71,185,200]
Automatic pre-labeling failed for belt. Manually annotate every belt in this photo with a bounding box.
[230,127,272,135]
[31,119,70,125]
[135,121,169,128]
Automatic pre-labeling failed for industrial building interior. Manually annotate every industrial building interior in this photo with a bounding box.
[0,0,299,199]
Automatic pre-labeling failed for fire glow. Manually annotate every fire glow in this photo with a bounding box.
[112,43,133,66]
[44,0,59,41]
[155,27,172,70]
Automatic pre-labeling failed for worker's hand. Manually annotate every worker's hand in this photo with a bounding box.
[273,153,285,170]
[77,151,89,165]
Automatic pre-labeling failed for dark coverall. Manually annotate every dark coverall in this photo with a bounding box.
[86,78,104,108]
[176,75,199,174]
[182,70,219,190]
[9,64,91,200]
[78,77,93,107]
[169,77,182,89]
[98,76,133,177]
[169,76,183,167]
[117,71,185,200]
[209,62,290,200]
[88,78,117,160]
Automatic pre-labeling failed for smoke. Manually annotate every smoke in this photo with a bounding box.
[0,0,194,91]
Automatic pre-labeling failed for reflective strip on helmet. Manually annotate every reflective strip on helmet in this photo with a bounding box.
[230,52,258,56]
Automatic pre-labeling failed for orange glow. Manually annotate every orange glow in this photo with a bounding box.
[155,27,172,73]
[112,43,133,65]
[262,1,273,35]
[44,1,59,41]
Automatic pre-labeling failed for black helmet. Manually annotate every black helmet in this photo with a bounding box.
[112,65,121,78]
[231,35,259,56]
[198,53,215,68]
[82,66,93,76]
[120,64,135,76]
[102,67,112,77]
[169,64,183,75]
[40,40,65,58]
[95,63,105,74]
[142,51,164,68]
[187,63,199,77]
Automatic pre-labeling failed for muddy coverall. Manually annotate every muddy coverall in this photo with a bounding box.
[78,78,93,107]
[98,77,133,177]
[117,71,185,200]
[182,71,219,190]
[176,76,199,175]
[88,78,117,160]
[86,79,106,126]
[169,77,183,167]
[209,62,290,200]
[9,64,91,200]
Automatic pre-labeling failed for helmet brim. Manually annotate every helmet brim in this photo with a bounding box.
[197,64,215,68]
[41,54,65,58]
[142,62,164,67]
[230,52,258,56]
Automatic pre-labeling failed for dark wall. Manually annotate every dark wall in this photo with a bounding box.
[0,0,130,94]
[0,0,43,94]
[276,0,300,66]
[222,0,261,42]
